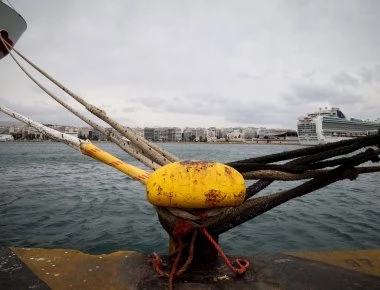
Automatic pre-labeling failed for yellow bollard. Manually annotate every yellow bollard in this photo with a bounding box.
[79,145,247,210]
[146,160,246,208]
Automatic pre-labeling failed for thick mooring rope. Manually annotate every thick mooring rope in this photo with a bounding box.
[157,134,380,237]
[0,106,152,184]
[243,166,380,181]
[3,41,178,166]
[1,44,160,170]
[206,147,380,234]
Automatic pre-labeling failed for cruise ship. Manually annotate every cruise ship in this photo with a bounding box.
[297,107,380,145]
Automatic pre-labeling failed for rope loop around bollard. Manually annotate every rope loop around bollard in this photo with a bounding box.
[149,227,198,290]
[150,211,250,290]
[199,227,249,275]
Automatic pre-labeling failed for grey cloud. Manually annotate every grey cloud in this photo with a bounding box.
[286,83,361,105]
[129,92,229,115]
[237,72,266,80]
[303,71,315,83]
[0,97,87,126]
[182,93,227,105]
[131,96,166,108]
[121,107,137,113]
[332,72,359,87]
[163,93,230,115]
[163,104,215,116]
[359,65,380,84]
[159,97,297,128]
[223,102,297,129]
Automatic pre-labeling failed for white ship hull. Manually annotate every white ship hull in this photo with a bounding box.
[298,135,352,146]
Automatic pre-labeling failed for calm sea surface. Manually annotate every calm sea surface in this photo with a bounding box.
[1,142,379,255]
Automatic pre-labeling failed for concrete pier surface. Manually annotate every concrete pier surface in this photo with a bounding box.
[1,247,379,289]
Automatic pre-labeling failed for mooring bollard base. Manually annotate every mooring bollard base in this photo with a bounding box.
[2,247,380,289]
[169,230,220,270]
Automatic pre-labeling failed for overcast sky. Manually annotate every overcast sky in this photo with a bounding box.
[1,0,379,129]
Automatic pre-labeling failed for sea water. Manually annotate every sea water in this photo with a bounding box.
[0,142,379,255]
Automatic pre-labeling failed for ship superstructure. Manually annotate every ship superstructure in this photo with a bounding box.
[297,107,380,145]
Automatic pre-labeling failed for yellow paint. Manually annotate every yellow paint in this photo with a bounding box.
[80,142,150,184]
[9,247,380,289]
[287,250,380,277]
[11,247,135,290]
[146,160,246,208]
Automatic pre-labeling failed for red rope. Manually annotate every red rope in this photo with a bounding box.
[168,236,182,290]
[175,230,197,276]
[172,220,193,236]
[150,221,249,289]
[150,252,169,278]
[199,227,249,275]
[150,226,197,290]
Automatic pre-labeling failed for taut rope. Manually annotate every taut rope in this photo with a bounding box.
[0,106,151,183]
[1,37,178,166]
[0,39,160,170]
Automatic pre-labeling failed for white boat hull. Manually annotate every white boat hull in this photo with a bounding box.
[0,1,27,59]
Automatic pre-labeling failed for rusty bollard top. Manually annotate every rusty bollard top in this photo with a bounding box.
[146,160,246,208]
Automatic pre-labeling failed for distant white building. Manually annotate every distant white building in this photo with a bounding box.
[9,125,44,140]
[144,127,182,142]
[0,134,14,141]
[79,127,108,141]
[227,128,244,142]
[183,127,207,142]
[242,127,259,140]
[206,127,218,142]
[64,127,79,137]
[132,127,145,139]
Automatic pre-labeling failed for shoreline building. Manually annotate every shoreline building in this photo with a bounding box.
[226,127,247,142]
[9,124,44,140]
[144,127,182,142]
[206,127,223,142]
[183,127,207,142]
[257,128,298,140]
[242,127,259,141]
[78,127,108,141]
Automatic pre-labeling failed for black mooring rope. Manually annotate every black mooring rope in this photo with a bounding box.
[206,147,380,235]
[157,134,380,238]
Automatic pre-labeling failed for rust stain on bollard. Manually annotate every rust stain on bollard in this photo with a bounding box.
[146,160,246,209]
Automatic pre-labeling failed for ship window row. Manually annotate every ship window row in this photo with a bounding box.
[298,131,317,135]
[322,124,380,131]
[323,131,371,137]
[323,119,380,126]
[322,120,380,131]
[298,124,316,128]
[297,124,316,134]
[298,128,317,133]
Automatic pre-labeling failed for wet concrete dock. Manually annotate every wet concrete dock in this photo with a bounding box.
[1,247,379,289]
